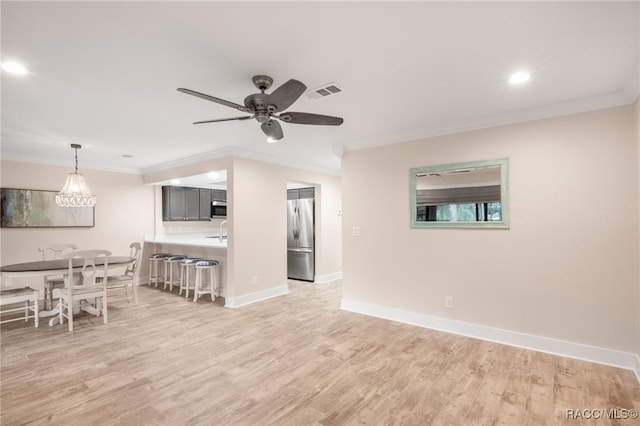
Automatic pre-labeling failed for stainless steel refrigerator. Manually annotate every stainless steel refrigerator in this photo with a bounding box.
[287,195,314,281]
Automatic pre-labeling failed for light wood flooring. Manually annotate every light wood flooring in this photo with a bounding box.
[1,280,639,425]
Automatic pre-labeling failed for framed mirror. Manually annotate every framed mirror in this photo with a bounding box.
[410,158,509,228]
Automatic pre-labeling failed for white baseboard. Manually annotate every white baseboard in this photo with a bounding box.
[341,298,639,377]
[225,285,289,308]
[314,271,343,284]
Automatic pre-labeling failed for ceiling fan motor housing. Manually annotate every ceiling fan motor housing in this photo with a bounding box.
[244,93,277,122]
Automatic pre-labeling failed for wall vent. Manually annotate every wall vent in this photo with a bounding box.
[306,82,344,99]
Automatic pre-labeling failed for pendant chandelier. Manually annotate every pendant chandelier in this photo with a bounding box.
[55,144,96,207]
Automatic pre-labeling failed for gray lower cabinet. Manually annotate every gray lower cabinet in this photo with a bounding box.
[163,186,211,221]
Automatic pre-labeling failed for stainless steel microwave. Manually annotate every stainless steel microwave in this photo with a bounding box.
[211,201,227,218]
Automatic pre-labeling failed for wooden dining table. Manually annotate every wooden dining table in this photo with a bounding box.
[0,256,133,276]
[0,256,134,326]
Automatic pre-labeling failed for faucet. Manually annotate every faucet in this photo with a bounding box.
[219,220,228,242]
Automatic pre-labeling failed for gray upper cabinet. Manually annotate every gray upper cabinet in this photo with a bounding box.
[299,187,315,199]
[185,188,199,221]
[163,186,186,221]
[199,188,212,220]
[212,190,226,202]
[288,187,315,200]
[163,186,212,221]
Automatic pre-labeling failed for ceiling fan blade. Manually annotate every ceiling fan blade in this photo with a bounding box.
[261,120,284,141]
[177,88,250,112]
[193,115,254,125]
[268,79,307,112]
[279,112,344,126]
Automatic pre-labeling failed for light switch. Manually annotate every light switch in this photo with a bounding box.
[352,226,361,237]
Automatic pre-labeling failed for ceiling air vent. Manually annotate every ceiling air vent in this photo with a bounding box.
[306,82,344,100]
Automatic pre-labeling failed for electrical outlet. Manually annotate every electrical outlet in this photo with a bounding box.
[252,276,258,285]
[445,296,453,309]
[352,226,361,237]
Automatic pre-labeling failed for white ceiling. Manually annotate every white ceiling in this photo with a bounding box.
[2,1,639,177]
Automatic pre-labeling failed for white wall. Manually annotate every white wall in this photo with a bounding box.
[342,105,639,356]
[0,160,154,291]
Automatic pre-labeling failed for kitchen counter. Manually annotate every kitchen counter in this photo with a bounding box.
[144,233,227,248]
[144,233,227,298]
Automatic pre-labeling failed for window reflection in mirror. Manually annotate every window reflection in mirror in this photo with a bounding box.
[410,159,509,228]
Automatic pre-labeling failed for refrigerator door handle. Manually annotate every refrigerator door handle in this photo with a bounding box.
[288,247,312,253]
[293,205,299,240]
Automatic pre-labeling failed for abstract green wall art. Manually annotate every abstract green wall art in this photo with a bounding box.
[1,188,94,227]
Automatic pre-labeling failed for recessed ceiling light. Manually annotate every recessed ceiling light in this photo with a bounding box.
[170,179,181,185]
[509,71,530,85]
[1,61,28,75]
[266,137,278,143]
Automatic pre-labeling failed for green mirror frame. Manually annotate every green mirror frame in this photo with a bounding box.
[410,158,509,229]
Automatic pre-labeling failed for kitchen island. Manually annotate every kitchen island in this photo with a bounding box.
[144,233,227,298]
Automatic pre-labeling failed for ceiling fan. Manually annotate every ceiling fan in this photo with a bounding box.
[177,75,344,142]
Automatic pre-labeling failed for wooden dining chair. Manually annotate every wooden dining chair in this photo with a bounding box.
[0,287,39,328]
[57,250,111,332]
[38,243,78,310]
[102,242,142,305]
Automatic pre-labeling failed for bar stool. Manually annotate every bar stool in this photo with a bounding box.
[163,255,186,292]
[193,260,220,302]
[148,253,172,287]
[178,258,202,299]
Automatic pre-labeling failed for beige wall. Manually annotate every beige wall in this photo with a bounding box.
[145,155,342,300]
[143,157,233,237]
[636,96,640,359]
[229,157,342,298]
[342,105,639,353]
[0,160,154,291]
[1,156,342,302]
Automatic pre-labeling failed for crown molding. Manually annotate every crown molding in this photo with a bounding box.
[140,146,341,177]
[0,155,142,175]
[348,87,639,154]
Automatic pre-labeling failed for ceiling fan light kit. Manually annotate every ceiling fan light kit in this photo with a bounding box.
[178,75,344,142]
